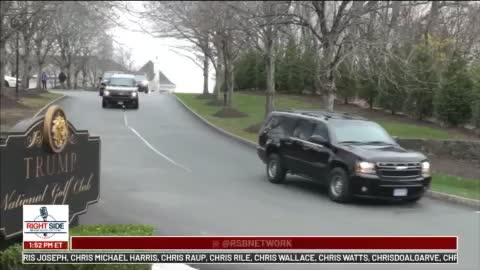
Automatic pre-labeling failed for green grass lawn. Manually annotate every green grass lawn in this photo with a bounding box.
[377,121,452,140]
[176,92,460,141]
[18,91,63,108]
[70,224,155,236]
[0,91,63,131]
[430,173,480,200]
[176,92,480,201]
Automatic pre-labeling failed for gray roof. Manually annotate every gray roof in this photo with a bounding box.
[159,71,175,86]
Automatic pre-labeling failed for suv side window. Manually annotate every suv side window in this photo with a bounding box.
[269,116,296,138]
[264,115,279,130]
[312,121,330,141]
[292,119,315,140]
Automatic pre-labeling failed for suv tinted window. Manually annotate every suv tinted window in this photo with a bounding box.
[108,77,136,87]
[292,119,315,140]
[329,119,395,144]
[266,115,296,137]
[312,122,330,141]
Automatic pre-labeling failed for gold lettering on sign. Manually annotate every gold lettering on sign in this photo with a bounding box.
[24,152,78,180]
[1,175,95,211]
[1,186,49,211]
[51,176,74,204]
[58,153,66,173]
[46,155,55,176]
[71,152,77,172]
[35,156,45,178]
[73,173,93,194]
[68,133,77,144]
[24,157,33,179]
[25,130,43,148]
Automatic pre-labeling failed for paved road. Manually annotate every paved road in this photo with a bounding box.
[56,90,479,270]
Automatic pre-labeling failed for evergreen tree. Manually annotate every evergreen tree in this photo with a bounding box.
[434,53,473,126]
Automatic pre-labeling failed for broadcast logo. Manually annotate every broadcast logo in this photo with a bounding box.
[23,205,69,250]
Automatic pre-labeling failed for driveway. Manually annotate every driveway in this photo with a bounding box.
[55,90,479,270]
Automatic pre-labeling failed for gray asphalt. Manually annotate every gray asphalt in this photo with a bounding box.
[56,90,479,270]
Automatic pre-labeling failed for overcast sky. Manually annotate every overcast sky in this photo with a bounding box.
[109,1,214,93]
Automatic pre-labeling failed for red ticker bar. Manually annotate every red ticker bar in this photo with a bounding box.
[24,241,69,250]
[70,236,457,250]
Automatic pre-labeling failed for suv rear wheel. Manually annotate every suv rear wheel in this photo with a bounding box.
[328,167,352,203]
[266,153,287,184]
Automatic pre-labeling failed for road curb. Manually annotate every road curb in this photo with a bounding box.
[174,94,480,209]
[426,190,479,210]
[33,92,67,118]
[173,95,257,149]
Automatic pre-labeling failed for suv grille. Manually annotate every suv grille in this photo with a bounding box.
[109,90,131,98]
[376,162,422,180]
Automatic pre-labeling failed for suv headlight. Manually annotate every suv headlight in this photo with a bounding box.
[131,91,137,97]
[421,161,431,177]
[104,90,110,96]
[356,161,376,174]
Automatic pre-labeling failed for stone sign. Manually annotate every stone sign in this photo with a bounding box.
[0,105,100,240]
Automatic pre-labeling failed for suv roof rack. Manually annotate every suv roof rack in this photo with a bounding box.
[273,109,366,121]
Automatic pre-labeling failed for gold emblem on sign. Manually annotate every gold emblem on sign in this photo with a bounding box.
[43,105,69,153]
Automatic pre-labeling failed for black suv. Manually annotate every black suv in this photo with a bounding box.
[257,111,431,203]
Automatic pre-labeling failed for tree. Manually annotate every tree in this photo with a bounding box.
[434,53,473,126]
[0,1,43,93]
[144,1,212,96]
[53,1,113,89]
[232,1,290,116]
[290,1,380,111]
[32,3,57,90]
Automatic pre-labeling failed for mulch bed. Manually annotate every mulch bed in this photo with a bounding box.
[213,107,248,118]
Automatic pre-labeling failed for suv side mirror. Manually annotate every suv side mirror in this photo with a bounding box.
[309,135,329,145]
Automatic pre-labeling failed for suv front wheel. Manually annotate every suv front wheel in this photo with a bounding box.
[266,153,286,184]
[328,167,352,203]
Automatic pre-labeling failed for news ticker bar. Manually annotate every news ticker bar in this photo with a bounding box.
[68,236,457,250]
[23,252,458,264]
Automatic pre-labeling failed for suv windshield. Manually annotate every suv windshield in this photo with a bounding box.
[103,72,114,79]
[329,120,395,145]
[135,75,147,81]
[108,77,136,87]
